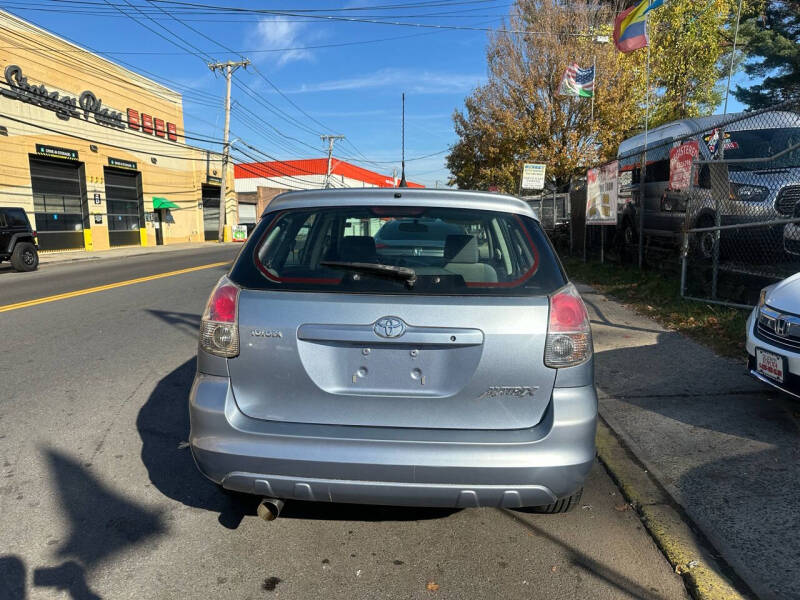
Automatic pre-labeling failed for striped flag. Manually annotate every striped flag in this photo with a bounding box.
[614,0,665,53]
[559,63,595,98]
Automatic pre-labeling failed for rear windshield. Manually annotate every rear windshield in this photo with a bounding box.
[229,206,566,296]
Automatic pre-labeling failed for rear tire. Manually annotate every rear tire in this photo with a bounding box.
[529,487,583,514]
[690,216,718,263]
[10,242,38,272]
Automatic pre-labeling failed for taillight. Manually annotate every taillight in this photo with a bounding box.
[544,283,592,368]
[200,276,240,358]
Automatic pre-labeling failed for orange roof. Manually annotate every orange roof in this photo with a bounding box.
[234,158,423,188]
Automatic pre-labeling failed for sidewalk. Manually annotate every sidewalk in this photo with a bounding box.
[38,241,240,266]
[579,283,800,600]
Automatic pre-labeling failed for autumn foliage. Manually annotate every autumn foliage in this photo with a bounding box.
[447,0,644,191]
[447,0,752,192]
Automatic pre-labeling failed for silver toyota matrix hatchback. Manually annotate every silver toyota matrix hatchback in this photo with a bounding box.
[190,189,596,515]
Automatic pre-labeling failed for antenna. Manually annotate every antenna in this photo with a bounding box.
[399,92,408,188]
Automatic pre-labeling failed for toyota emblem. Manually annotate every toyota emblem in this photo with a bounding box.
[373,316,406,338]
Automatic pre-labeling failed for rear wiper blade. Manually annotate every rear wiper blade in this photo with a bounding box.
[319,261,417,288]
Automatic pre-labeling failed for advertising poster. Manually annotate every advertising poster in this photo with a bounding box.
[669,141,700,191]
[586,161,618,224]
[521,163,546,190]
[232,225,248,242]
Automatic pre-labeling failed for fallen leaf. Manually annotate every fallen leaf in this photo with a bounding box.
[426,581,440,591]
[550,566,558,573]
[614,503,631,512]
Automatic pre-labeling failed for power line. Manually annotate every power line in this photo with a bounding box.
[0,111,221,161]
[8,0,505,15]
[143,0,597,37]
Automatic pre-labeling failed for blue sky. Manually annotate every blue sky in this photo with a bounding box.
[7,1,751,187]
[7,0,507,187]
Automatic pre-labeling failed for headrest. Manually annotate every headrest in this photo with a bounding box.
[444,234,478,263]
[338,236,377,262]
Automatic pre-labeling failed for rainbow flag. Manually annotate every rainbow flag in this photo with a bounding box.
[614,0,664,53]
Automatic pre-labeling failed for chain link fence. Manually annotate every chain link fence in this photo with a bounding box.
[680,108,800,306]
[521,192,571,253]
[563,99,800,307]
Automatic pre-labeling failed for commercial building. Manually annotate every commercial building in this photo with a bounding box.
[0,10,234,251]
[235,158,423,217]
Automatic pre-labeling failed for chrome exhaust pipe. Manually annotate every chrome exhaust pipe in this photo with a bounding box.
[257,497,284,521]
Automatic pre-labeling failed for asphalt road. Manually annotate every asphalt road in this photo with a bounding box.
[0,247,688,600]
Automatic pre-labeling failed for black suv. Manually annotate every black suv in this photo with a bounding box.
[0,207,39,272]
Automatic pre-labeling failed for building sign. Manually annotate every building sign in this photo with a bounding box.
[586,161,618,224]
[2,65,125,129]
[127,108,140,130]
[154,118,166,138]
[2,65,180,141]
[141,114,154,134]
[521,163,546,190]
[232,225,248,242]
[93,193,101,204]
[126,109,177,141]
[669,141,699,191]
[35,143,78,160]
[108,157,138,170]
[207,176,222,185]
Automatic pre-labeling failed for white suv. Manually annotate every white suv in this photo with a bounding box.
[746,273,800,398]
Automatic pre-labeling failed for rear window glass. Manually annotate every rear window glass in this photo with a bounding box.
[229,206,566,295]
[4,208,29,228]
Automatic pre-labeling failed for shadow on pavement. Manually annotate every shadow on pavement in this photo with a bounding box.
[500,509,674,600]
[596,331,790,440]
[2,449,167,600]
[595,330,799,598]
[146,309,201,338]
[0,555,26,600]
[138,359,457,526]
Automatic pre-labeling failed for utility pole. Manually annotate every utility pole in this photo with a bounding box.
[320,134,345,189]
[208,59,249,242]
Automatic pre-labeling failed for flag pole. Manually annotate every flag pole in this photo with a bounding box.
[723,0,743,115]
[638,8,651,270]
[590,54,596,124]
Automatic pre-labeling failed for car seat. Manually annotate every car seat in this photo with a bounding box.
[443,235,498,283]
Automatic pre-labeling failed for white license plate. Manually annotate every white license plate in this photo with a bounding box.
[756,348,785,383]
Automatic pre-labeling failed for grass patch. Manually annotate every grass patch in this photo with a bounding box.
[561,255,750,359]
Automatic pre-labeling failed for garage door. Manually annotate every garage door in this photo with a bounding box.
[29,156,88,251]
[238,203,256,224]
[104,167,144,247]
[202,184,220,241]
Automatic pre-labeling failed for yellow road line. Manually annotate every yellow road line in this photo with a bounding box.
[0,261,229,313]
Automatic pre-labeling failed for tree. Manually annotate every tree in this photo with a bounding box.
[734,0,800,107]
[648,0,746,123]
[448,0,750,191]
[448,0,645,191]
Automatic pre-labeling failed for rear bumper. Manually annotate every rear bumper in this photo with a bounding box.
[189,373,597,508]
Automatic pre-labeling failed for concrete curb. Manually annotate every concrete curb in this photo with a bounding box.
[595,418,750,600]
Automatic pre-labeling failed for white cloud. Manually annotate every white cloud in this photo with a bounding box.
[286,68,484,95]
[251,17,314,67]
